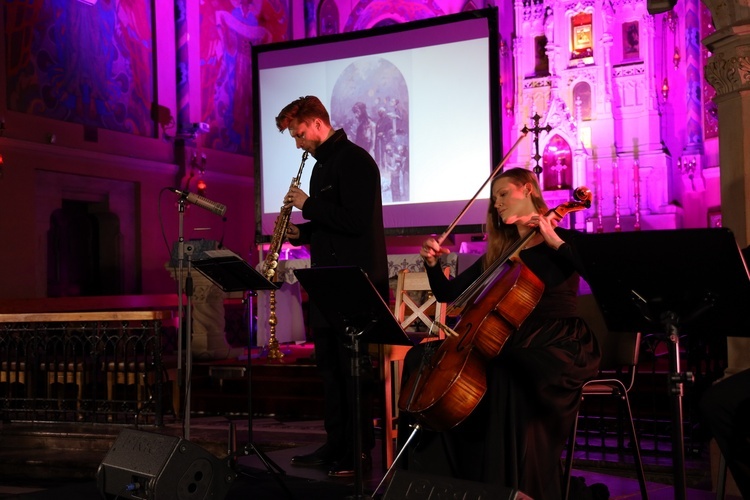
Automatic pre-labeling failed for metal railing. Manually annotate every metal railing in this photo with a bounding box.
[0,311,169,425]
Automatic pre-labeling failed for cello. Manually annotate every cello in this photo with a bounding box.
[398,186,592,432]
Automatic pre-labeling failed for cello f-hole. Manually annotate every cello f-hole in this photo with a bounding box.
[456,323,474,352]
[435,350,447,366]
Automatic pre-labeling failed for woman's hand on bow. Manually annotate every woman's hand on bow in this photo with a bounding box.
[421,238,450,267]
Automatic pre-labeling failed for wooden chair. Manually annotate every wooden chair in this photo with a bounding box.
[380,268,449,468]
[563,293,648,499]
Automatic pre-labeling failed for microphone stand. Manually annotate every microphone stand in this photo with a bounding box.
[176,198,194,440]
[171,186,227,440]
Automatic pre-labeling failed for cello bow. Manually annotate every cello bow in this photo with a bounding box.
[436,131,529,246]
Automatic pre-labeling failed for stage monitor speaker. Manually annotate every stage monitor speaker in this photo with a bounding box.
[96,429,236,500]
[647,0,677,15]
[383,470,533,500]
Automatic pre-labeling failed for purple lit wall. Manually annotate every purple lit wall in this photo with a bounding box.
[502,0,719,232]
[0,0,724,300]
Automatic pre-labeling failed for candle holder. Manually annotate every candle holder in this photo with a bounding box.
[595,164,604,233]
[613,160,621,232]
[633,160,641,231]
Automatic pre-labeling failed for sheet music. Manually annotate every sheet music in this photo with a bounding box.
[202,248,242,260]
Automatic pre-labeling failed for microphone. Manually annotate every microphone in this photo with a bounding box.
[169,188,227,216]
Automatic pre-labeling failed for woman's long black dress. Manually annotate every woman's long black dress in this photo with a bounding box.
[398,228,601,500]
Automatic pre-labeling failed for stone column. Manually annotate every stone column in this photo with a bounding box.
[702,11,750,248]
[168,266,243,360]
[701,2,750,378]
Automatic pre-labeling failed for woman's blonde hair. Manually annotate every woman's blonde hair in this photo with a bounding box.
[483,168,548,267]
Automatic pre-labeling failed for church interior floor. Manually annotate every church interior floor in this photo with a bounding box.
[0,344,740,499]
[0,413,739,500]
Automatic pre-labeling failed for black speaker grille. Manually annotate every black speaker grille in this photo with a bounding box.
[97,429,234,500]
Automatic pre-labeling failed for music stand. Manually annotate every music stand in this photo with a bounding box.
[192,250,293,497]
[577,228,750,500]
[293,266,413,500]
[193,249,281,293]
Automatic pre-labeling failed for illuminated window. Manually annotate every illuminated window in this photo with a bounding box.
[571,13,593,61]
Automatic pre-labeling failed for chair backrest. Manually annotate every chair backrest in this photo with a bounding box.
[577,293,641,372]
[394,268,449,338]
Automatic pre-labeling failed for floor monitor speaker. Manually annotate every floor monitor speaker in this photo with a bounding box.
[96,429,235,500]
[383,469,533,499]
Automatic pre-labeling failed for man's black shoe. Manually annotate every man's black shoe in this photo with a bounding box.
[290,445,336,467]
[290,453,329,466]
[328,452,372,478]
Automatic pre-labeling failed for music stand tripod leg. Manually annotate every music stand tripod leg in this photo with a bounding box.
[290,266,414,500]
[228,292,293,499]
[347,329,370,500]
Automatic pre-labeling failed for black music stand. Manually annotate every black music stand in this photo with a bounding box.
[294,266,413,500]
[577,228,750,500]
[193,249,281,293]
[192,250,294,498]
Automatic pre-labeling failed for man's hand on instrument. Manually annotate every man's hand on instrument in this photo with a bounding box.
[420,238,450,267]
[284,187,309,210]
[286,222,300,240]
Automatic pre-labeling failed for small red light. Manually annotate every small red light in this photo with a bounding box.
[197,179,207,190]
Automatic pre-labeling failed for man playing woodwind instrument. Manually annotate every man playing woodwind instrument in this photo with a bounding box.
[275,95,388,477]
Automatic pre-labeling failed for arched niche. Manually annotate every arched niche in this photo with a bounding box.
[344,0,444,31]
[318,0,339,35]
[542,134,573,190]
[573,81,592,120]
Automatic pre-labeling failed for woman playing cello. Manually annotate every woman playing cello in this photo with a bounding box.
[398,167,602,499]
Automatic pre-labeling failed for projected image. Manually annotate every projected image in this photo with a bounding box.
[254,9,499,234]
[330,58,409,202]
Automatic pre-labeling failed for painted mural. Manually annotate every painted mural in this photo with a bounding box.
[4,0,155,137]
[199,0,289,155]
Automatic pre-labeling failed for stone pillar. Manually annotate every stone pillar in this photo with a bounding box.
[702,11,750,248]
[168,266,243,360]
[701,2,750,380]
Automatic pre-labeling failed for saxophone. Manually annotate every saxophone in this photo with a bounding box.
[262,151,309,282]
[261,152,308,359]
